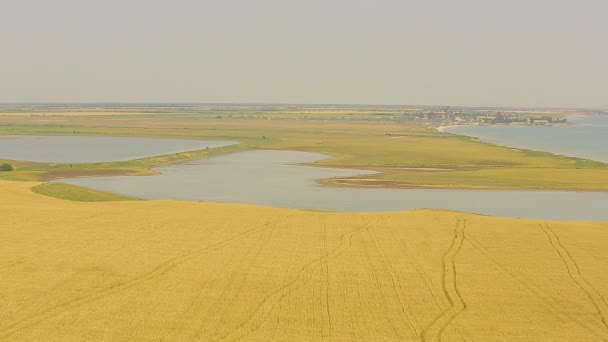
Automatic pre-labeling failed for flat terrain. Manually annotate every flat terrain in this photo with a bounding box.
[1,180,607,341]
[0,107,607,191]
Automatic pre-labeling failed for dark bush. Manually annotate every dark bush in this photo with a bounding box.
[0,163,14,171]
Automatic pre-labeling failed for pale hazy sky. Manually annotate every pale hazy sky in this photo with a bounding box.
[1,0,606,108]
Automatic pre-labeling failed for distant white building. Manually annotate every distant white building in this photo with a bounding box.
[533,119,549,125]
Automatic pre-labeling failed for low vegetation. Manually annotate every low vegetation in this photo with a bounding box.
[31,182,139,202]
[0,110,606,192]
[0,163,14,171]
[1,180,607,341]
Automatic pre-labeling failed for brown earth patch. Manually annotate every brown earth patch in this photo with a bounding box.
[310,164,454,172]
[325,178,608,192]
[326,178,425,189]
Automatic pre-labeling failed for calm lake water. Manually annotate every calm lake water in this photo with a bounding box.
[62,150,608,221]
[0,135,236,163]
[444,115,608,163]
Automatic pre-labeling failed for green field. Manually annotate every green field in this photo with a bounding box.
[1,108,606,193]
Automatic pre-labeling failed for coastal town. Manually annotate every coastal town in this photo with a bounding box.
[402,106,570,127]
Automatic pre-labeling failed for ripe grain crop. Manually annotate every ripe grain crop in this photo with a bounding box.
[1,180,607,341]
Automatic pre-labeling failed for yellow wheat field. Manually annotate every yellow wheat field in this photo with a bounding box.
[1,180,607,341]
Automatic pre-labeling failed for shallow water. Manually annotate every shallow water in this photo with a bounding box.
[444,115,608,163]
[0,135,236,163]
[61,150,608,220]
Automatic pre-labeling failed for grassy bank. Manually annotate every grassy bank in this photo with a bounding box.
[31,182,139,202]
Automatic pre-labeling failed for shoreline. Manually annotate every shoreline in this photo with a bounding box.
[435,122,607,164]
[435,124,470,132]
[319,177,608,193]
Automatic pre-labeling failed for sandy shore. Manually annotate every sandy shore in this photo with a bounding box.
[435,125,464,132]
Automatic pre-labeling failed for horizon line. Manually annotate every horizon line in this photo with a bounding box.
[0,102,605,111]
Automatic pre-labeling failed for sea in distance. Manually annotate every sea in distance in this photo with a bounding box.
[444,114,608,163]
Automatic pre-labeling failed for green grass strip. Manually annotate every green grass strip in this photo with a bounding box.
[31,182,139,202]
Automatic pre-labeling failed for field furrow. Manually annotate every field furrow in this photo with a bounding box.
[421,219,467,342]
[540,224,608,332]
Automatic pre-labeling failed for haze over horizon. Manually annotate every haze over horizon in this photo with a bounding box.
[1,0,606,108]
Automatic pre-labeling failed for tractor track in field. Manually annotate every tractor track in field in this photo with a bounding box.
[358,217,404,340]
[161,218,238,337]
[162,223,247,340]
[268,219,304,342]
[381,215,444,313]
[421,219,467,342]
[366,216,420,338]
[334,223,358,342]
[212,218,382,342]
[466,231,608,341]
[321,217,333,340]
[0,215,293,339]
[540,223,608,333]
[191,219,278,340]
